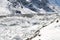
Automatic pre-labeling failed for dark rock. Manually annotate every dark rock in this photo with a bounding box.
[56,20,59,23]
[16,10,21,14]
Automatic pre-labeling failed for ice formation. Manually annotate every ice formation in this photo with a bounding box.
[0,0,60,40]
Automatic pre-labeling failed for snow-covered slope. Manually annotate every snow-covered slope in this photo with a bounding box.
[32,17,60,40]
[0,0,11,16]
[0,0,60,40]
[0,13,58,40]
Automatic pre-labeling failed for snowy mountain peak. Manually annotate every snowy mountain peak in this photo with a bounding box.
[8,0,60,14]
[0,0,60,16]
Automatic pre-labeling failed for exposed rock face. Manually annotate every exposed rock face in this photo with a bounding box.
[7,0,57,15]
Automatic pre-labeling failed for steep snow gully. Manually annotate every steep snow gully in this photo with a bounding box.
[0,0,60,40]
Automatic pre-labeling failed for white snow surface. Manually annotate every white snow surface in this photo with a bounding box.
[0,13,59,40]
[32,18,60,40]
[0,0,60,40]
